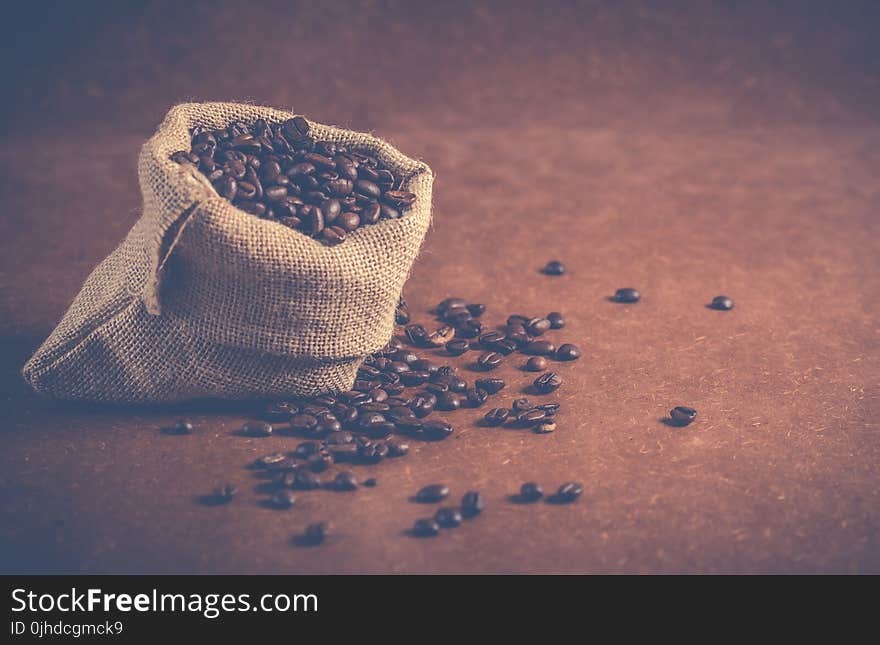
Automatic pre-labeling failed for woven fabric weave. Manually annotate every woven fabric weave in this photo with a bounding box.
[22,103,433,402]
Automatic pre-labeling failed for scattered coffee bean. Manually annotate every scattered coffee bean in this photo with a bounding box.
[435,507,464,528]
[417,484,450,503]
[613,288,641,303]
[363,478,378,487]
[294,441,321,459]
[542,260,566,275]
[333,471,358,491]
[476,352,503,370]
[465,387,489,407]
[271,489,297,508]
[534,372,562,394]
[512,398,533,413]
[293,470,322,490]
[405,324,429,346]
[519,482,543,502]
[710,295,734,311]
[526,356,548,371]
[554,482,584,502]
[460,491,485,517]
[556,344,581,361]
[526,318,551,336]
[670,405,697,426]
[436,391,462,411]
[303,522,329,545]
[534,420,556,434]
[423,419,453,440]
[523,340,556,356]
[307,452,333,472]
[446,339,470,356]
[538,402,561,416]
[517,408,547,426]
[412,518,440,537]
[483,408,510,426]
[290,414,318,433]
[387,438,410,457]
[426,325,456,347]
[547,312,565,329]
[241,421,273,437]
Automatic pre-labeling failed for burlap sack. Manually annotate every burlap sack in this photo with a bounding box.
[22,103,433,403]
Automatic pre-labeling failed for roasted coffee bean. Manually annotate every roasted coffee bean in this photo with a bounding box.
[507,314,530,327]
[387,438,410,457]
[479,331,506,346]
[455,319,483,338]
[320,225,347,245]
[303,521,329,545]
[554,482,584,502]
[476,352,503,370]
[519,482,543,502]
[436,297,467,314]
[270,489,297,509]
[326,444,358,462]
[474,377,505,395]
[338,211,361,232]
[307,452,333,472]
[383,190,416,207]
[426,325,456,347]
[417,484,450,503]
[613,288,641,303]
[512,398,533,413]
[523,340,556,356]
[446,339,470,356]
[294,470,322,490]
[294,441,321,459]
[556,344,581,361]
[264,457,298,472]
[241,421,273,437]
[412,518,440,537]
[423,419,453,440]
[400,370,430,387]
[534,372,562,393]
[324,430,354,445]
[466,387,489,407]
[411,359,440,374]
[260,402,296,422]
[283,116,310,141]
[314,416,342,435]
[710,295,735,311]
[447,375,468,393]
[333,472,358,491]
[358,442,389,463]
[436,391,461,411]
[290,414,318,433]
[390,349,419,364]
[526,318,552,336]
[410,393,436,418]
[517,408,547,426]
[363,478,378,487]
[534,420,556,434]
[547,311,565,329]
[394,299,410,325]
[526,356,548,371]
[167,419,193,435]
[492,339,518,355]
[394,417,424,435]
[213,484,237,503]
[466,303,486,317]
[483,408,510,426]
[538,402,561,416]
[669,406,697,426]
[543,260,565,275]
[461,491,485,517]
[506,329,531,348]
[435,507,463,528]
[405,324,429,346]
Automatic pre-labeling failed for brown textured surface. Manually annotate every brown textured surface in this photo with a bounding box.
[1,0,878,573]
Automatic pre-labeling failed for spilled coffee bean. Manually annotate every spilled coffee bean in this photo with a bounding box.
[670,405,697,426]
[416,484,450,503]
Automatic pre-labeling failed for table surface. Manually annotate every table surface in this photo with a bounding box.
[1,0,878,574]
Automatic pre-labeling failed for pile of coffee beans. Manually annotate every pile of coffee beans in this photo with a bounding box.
[171,116,416,245]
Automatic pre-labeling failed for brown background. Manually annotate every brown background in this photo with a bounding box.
[1,0,878,573]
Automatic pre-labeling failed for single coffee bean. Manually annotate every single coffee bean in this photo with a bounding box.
[554,482,584,502]
[466,387,489,407]
[447,375,468,393]
[547,311,565,329]
[523,340,556,356]
[479,331,505,347]
[526,318,551,336]
[435,507,464,528]
[167,419,193,435]
[363,478,378,487]
[303,521,329,545]
[436,391,461,411]
[556,344,581,361]
[412,518,440,537]
[271,489,296,509]
[333,471,358,491]
[405,324,429,346]
[455,319,483,338]
[293,470,322,490]
[446,339,470,356]
[423,419,453,440]
[358,442,389,463]
[307,452,333,472]
[400,370,430,387]
[512,398,533,413]
[461,491,485,517]
[417,484,450,503]
[507,314,529,327]
[474,377,505,395]
[526,356,548,371]
[242,421,273,437]
[534,372,562,393]
[483,408,510,426]
[426,325,456,347]
[290,414,318,433]
[411,359,440,374]
[613,288,641,303]
[542,260,565,275]
[492,338,518,355]
[383,190,417,207]
[326,444,358,462]
[293,441,321,459]
[519,482,543,502]
[670,405,697,426]
[538,402,561,416]
[410,393,436,418]
[534,420,556,434]
[517,408,547,426]
[387,438,410,457]
[477,352,503,370]
[710,295,734,310]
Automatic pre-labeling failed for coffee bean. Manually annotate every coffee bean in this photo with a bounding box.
[241,421,273,437]
[435,507,463,528]
[512,398,533,413]
[326,444,358,462]
[417,484,450,503]
[492,338,518,355]
[400,370,430,387]
[556,344,581,361]
[461,491,485,517]
[669,405,697,426]
[290,414,318,433]
[466,303,486,317]
[260,402,296,422]
[474,377,505,395]
[523,340,556,356]
[387,438,410,457]
[410,393,436,418]
[554,482,584,502]
[271,489,296,508]
[333,471,358,491]
[462,387,487,407]
[423,419,454,440]
[447,376,468,393]
[264,457,298,472]
[534,372,562,393]
[436,391,461,411]
[526,356,548,371]
[167,419,193,435]
[526,318,551,336]
[405,324,429,346]
[519,482,543,502]
[517,408,547,426]
[308,452,333,472]
[293,470,322,490]
[412,518,440,537]
[294,441,321,459]
[358,441,389,463]
[363,478,378,487]
[542,260,565,275]
[547,312,565,329]
[710,295,734,310]
[483,408,510,426]
[383,190,416,208]
[426,325,456,347]
[613,288,641,303]
[455,320,483,338]
[303,521,329,545]
[534,420,556,434]
[538,402,561,416]
[411,359,440,375]
[446,339,470,356]
[477,352,503,370]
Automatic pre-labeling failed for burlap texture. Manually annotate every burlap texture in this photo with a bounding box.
[22,103,433,402]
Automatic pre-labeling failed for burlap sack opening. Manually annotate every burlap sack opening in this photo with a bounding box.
[22,103,433,403]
